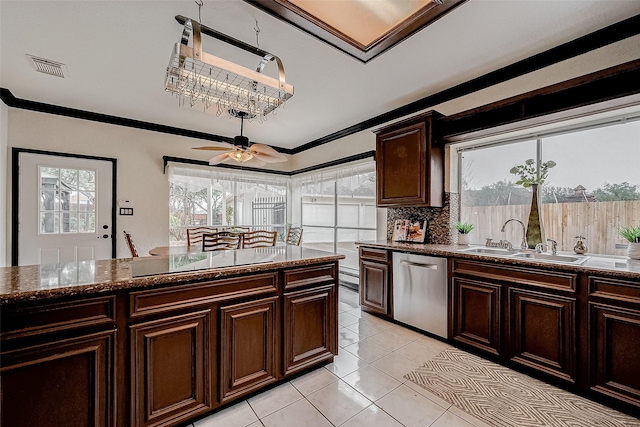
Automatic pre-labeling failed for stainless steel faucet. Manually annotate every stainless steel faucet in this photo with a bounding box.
[547,238,557,255]
[501,218,528,250]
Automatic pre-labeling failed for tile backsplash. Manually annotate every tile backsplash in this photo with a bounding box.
[386,193,460,244]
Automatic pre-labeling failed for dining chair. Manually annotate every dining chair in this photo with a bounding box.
[286,227,303,246]
[123,230,139,257]
[241,230,278,249]
[202,231,241,251]
[187,226,218,247]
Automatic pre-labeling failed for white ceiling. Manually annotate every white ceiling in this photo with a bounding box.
[1,1,639,151]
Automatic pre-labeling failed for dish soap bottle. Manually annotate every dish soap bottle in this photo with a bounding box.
[573,236,587,254]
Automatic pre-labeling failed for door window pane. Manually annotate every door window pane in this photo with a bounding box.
[40,212,59,234]
[38,167,97,234]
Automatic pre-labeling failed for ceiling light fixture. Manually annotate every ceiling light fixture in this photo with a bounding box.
[193,110,288,167]
[165,14,294,118]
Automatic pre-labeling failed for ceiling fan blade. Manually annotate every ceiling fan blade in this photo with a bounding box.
[208,153,232,165]
[249,144,288,163]
[193,146,234,151]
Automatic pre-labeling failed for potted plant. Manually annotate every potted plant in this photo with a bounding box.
[619,225,640,259]
[455,222,474,245]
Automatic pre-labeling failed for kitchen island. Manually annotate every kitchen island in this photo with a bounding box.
[0,246,344,427]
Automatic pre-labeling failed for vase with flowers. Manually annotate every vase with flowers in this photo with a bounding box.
[619,225,640,259]
[510,159,556,249]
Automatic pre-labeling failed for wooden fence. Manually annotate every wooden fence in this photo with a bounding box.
[460,200,640,256]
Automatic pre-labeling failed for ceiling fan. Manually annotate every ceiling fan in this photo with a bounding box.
[193,110,288,167]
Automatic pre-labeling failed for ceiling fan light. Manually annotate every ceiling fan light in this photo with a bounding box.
[233,150,254,163]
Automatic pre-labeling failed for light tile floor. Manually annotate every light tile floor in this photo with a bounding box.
[191,287,490,427]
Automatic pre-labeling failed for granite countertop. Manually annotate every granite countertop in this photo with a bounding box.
[0,246,345,304]
[357,240,640,281]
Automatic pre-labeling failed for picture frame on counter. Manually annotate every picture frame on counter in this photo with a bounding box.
[393,220,427,243]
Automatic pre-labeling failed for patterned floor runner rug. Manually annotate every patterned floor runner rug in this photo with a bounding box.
[404,348,640,427]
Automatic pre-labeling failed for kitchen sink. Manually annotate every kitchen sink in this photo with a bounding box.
[511,252,590,264]
[457,246,590,265]
[458,247,515,255]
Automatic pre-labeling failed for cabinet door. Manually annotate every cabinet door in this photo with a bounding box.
[219,297,278,403]
[376,121,427,206]
[509,288,576,383]
[131,310,213,427]
[359,260,389,315]
[589,303,640,407]
[283,285,336,376]
[452,278,501,355]
[1,330,116,427]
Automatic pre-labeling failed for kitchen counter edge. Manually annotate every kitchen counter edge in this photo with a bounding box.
[356,241,640,280]
[0,252,346,304]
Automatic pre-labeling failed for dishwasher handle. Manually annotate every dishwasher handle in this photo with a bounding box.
[400,260,439,270]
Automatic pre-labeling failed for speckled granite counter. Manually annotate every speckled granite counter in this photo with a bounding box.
[0,246,345,304]
[356,240,640,280]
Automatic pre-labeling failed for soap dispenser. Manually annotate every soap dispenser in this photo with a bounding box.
[573,235,587,254]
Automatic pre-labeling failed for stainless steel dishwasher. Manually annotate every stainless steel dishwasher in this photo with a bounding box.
[392,252,448,338]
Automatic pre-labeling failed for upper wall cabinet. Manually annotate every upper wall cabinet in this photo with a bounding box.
[374,111,444,207]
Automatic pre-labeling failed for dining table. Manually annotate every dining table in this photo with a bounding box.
[149,242,287,256]
[148,245,203,256]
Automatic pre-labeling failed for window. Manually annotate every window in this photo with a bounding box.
[39,167,96,234]
[168,161,382,284]
[292,162,378,285]
[168,165,288,244]
[458,116,640,255]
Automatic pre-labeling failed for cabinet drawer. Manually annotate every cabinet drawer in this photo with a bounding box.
[588,276,640,304]
[359,247,389,263]
[452,259,577,292]
[130,272,277,318]
[283,263,335,291]
[1,295,116,340]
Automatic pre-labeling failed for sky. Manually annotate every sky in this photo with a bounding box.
[461,119,640,192]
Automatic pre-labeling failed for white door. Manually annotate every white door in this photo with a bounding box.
[18,152,114,265]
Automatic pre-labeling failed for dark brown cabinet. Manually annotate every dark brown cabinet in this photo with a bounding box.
[509,288,576,383]
[588,275,640,408]
[1,261,340,427]
[450,258,578,384]
[0,295,117,427]
[1,331,116,427]
[130,310,213,427]
[452,277,502,355]
[220,297,278,403]
[359,247,391,316]
[283,285,336,376]
[374,111,444,207]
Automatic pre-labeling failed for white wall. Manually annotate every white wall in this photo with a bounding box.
[3,34,640,260]
[292,34,640,185]
[0,101,7,266]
